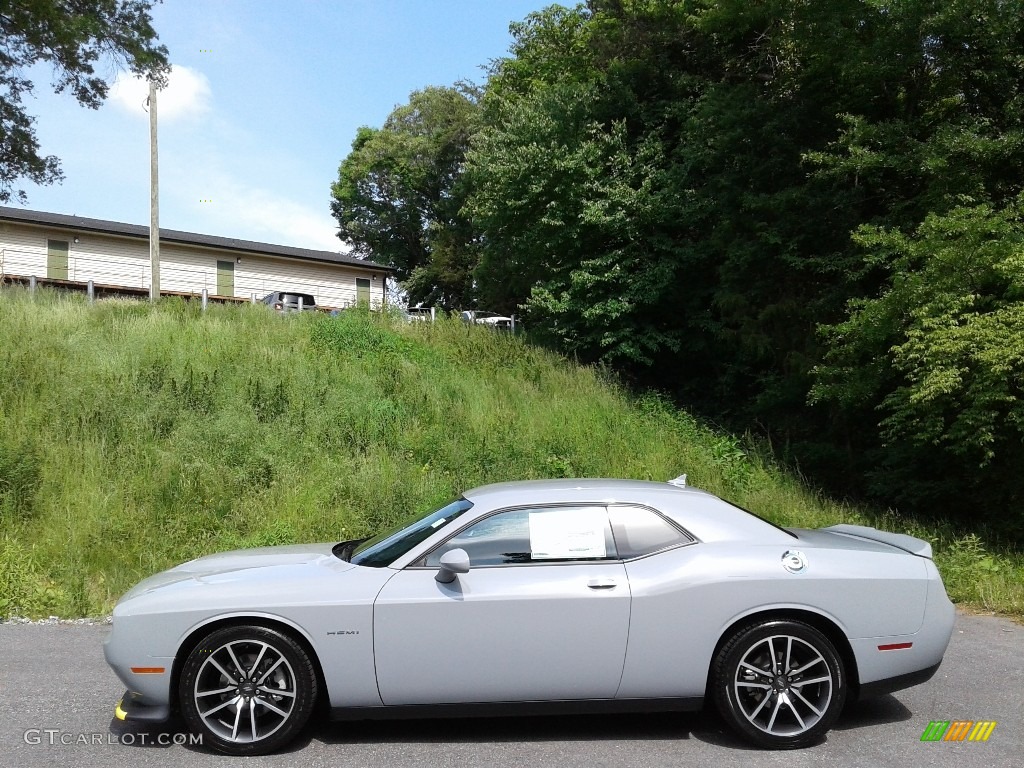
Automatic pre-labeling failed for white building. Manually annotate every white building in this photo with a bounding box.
[0,207,391,309]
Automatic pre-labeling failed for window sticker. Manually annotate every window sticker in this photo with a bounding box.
[529,508,607,559]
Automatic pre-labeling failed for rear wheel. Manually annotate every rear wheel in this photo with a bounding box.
[178,625,318,756]
[712,619,846,749]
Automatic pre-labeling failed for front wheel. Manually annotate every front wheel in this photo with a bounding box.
[711,619,846,749]
[178,625,318,755]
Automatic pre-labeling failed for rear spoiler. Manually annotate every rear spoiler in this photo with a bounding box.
[822,524,933,559]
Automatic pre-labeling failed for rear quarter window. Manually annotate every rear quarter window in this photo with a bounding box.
[609,505,694,559]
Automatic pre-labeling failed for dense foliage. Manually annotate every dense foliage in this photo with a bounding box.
[0,0,169,202]
[330,0,1024,537]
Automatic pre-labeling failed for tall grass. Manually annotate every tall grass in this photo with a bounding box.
[0,287,1021,618]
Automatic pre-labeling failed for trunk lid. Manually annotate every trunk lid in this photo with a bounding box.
[819,524,933,558]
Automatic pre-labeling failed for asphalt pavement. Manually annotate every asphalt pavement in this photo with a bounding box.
[0,612,1019,768]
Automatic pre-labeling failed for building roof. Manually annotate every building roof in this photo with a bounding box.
[0,206,394,273]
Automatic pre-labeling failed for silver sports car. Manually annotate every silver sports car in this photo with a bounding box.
[104,477,955,755]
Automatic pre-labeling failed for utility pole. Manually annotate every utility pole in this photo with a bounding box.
[148,80,160,301]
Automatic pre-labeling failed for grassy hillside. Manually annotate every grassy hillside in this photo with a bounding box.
[0,288,1021,618]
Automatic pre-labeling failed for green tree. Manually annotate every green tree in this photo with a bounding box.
[803,0,1024,523]
[0,0,169,202]
[468,2,716,364]
[330,85,481,309]
[812,201,1024,533]
[469,1,868,393]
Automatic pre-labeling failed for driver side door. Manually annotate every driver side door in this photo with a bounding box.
[372,505,631,705]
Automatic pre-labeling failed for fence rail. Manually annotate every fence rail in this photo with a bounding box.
[0,272,254,307]
[0,270,518,330]
[0,273,393,317]
[0,250,371,310]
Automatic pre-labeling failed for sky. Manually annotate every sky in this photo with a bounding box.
[14,0,547,253]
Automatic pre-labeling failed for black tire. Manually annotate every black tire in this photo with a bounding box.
[711,619,846,749]
[178,625,318,756]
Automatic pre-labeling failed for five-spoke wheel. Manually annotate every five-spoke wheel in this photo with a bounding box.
[712,619,846,749]
[179,625,317,756]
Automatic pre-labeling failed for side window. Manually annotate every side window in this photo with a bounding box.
[608,505,694,559]
[424,506,616,566]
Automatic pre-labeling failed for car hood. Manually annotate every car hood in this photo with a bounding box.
[118,543,354,602]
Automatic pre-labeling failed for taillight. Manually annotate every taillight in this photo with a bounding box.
[274,302,283,310]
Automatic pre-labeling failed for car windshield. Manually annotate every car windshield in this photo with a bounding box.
[349,498,473,567]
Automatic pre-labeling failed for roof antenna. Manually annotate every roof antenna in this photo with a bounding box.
[668,474,687,488]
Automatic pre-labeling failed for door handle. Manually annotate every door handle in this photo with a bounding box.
[587,579,618,590]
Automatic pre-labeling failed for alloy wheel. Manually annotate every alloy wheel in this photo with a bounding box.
[193,638,298,744]
[732,633,834,737]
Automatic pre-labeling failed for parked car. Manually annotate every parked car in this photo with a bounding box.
[460,310,513,330]
[261,291,317,313]
[105,477,954,755]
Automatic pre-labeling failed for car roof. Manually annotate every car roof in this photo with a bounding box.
[460,478,794,544]
[463,478,712,504]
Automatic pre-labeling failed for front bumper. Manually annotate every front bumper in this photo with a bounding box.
[104,614,176,708]
[114,690,172,724]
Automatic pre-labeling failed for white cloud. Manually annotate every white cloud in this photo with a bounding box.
[109,65,212,121]
[224,188,345,253]
[183,174,346,253]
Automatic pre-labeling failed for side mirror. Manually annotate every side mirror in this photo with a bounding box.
[435,548,470,583]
